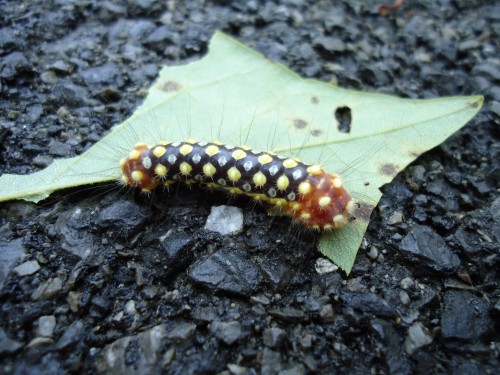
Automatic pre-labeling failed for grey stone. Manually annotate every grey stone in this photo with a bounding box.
[404,322,433,355]
[210,321,242,345]
[13,260,40,276]
[204,205,243,235]
[36,315,56,337]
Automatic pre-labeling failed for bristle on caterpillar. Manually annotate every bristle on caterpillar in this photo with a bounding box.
[120,141,354,229]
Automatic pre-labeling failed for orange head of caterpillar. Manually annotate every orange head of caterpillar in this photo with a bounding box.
[120,143,158,192]
[291,166,354,230]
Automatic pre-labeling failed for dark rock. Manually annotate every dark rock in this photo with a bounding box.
[0,52,30,80]
[259,258,290,289]
[268,307,306,323]
[95,201,149,236]
[167,322,196,344]
[313,36,346,54]
[209,321,241,345]
[146,26,179,47]
[0,238,25,288]
[96,325,167,374]
[0,328,23,355]
[261,348,281,374]
[441,290,492,341]
[56,201,98,259]
[81,63,124,87]
[48,141,72,157]
[188,248,262,296]
[371,319,411,375]
[337,291,398,318]
[263,327,286,348]
[399,225,461,273]
[48,60,74,74]
[55,320,84,350]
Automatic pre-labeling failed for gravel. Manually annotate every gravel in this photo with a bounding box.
[0,0,498,374]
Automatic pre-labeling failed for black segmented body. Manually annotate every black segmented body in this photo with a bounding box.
[120,140,353,229]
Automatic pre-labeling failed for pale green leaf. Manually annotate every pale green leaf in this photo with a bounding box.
[0,31,483,273]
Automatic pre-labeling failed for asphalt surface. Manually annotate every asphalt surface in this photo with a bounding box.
[0,1,498,374]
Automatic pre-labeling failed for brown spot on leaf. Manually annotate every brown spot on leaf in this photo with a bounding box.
[160,80,182,92]
[311,96,319,104]
[310,129,323,137]
[470,99,480,108]
[352,202,375,222]
[293,118,308,129]
[379,163,398,176]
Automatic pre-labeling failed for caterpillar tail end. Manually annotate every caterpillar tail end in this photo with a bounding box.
[120,143,158,193]
[288,169,354,230]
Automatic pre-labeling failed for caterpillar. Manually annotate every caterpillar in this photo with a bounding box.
[120,140,355,230]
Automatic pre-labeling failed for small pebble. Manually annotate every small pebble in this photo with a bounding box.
[13,260,40,276]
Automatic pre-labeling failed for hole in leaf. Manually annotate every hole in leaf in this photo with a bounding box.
[334,106,352,133]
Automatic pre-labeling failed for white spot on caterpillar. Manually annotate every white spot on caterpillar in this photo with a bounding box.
[142,157,152,169]
[269,165,279,176]
[192,154,201,164]
[243,160,253,172]
[242,183,252,192]
[292,169,302,180]
[217,178,227,186]
[287,192,296,201]
[167,154,177,164]
[268,187,277,197]
[218,156,227,167]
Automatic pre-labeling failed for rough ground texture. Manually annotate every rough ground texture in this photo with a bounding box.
[0,0,498,374]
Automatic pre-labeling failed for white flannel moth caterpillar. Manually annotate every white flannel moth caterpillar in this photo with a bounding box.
[120,140,355,230]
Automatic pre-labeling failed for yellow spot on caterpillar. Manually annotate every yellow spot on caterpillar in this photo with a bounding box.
[131,171,143,182]
[300,212,311,221]
[276,175,289,191]
[258,154,273,165]
[333,214,347,226]
[128,150,141,160]
[205,145,219,156]
[298,181,312,195]
[253,172,267,187]
[134,142,149,148]
[179,162,192,175]
[289,202,301,211]
[121,175,129,184]
[179,144,193,155]
[232,149,247,160]
[332,177,342,188]
[164,180,176,186]
[203,163,216,177]
[141,188,152,193]
[318,196,331,207]
[119,158,126,169]
[283,159,298,168]
[154,164,168,177]
[307,165,322,176]
[186,139,197,144]
[159,141,171,146]
[205,182,219,188]
[227,167,241,182]
[212,141,224,146]
[153,146,166,158]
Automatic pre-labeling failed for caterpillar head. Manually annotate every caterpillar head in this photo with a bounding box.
[120,143,158,192]
[291,167,354,230]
